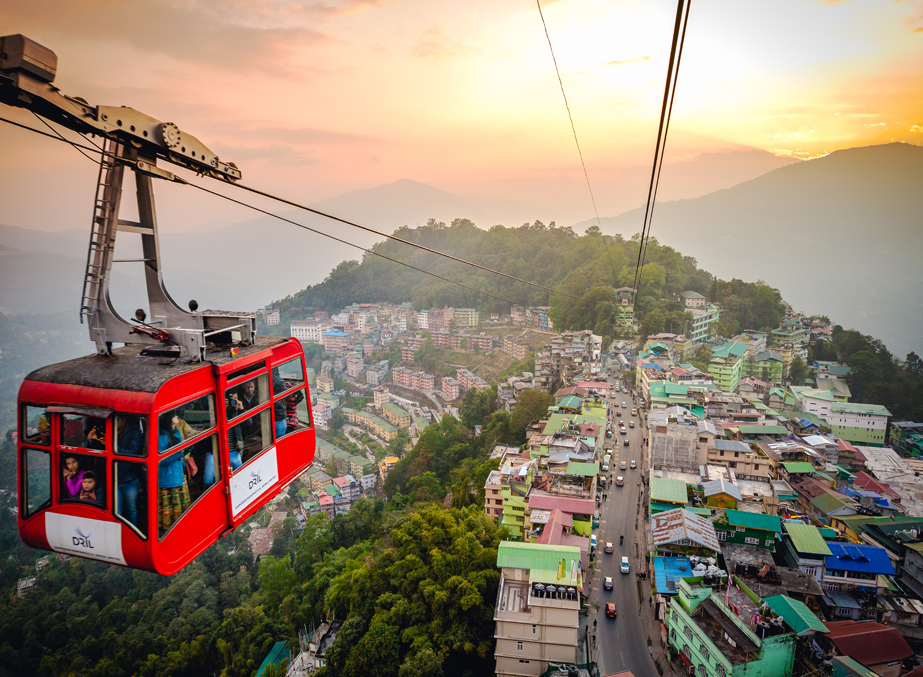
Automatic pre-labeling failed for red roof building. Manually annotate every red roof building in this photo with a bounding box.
[821,620,913,676]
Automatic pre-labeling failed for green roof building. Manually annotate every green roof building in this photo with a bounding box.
[714,510,782,551]
[708,342,750,393]
[651,477,688,506]
[763,595,828,636]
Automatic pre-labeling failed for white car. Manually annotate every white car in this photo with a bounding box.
[604,576,613,591]
[620,556,630,574]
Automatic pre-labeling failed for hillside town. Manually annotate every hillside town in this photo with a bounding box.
[273,286,923,677]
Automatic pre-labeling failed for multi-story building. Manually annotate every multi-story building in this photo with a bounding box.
[340,407,398,441]
[705,440,771,480]
[261,306,280,325]
[528,306,553,330]
[788,386,835,418]
[741,351,785,384]
[666,585,796,677]
[442,377,461,401]
[494,541,583,677]
[416,310,429,330]
[769,320,809,348]
[366,360,389,385]
[382,402,411,429]
[346,355,365,379]
[503,335,530,361]
[453,308,479,327]
[730,331,768,357]
[891,422,923,456]
[373,386,390,410]
[290,319,326,343]
[511,305,527,325]
[826,402,891,447]
[316,374,335,394]
[457,368,489,392]
[322,331,351,353]
[707,342,749,393]
[379,456,399,482]
[688,304,720,343]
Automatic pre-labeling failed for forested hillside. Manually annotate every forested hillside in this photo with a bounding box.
[268,218,786,346]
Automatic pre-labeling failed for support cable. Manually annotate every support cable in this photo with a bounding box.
[536,0,619,287]
[632,0,691,314]
[0,115,530,306]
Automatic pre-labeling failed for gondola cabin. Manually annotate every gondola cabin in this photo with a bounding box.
[17,336,315,575]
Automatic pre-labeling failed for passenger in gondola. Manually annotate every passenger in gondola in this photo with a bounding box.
[157,413,190,532]
[62,455,86,498]
[85,418,107,450]
[78,471,105,507]
[115,415,145,528]
[272,371,289,439]
[285,388,305,434]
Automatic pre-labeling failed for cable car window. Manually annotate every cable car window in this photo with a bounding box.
[158,433,220,538]
[276,388,311,441]
[157,394,216,453]
[60,453,106,508]
[22,448,51,518]
[229,409,272,468]
[227,361,266,383]
[272,359,305,396]
[114,460,148,537]
[60,414,108,451]
[226,374,269,422]
[22,406,51,446]
[113,414,148,457]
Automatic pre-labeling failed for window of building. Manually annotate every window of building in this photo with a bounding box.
[517,642,523,651]
[765,539,774,547]
[701,645,710,661]
[717,530,726,541]
[745,537,759,545]
[684,626,693,641]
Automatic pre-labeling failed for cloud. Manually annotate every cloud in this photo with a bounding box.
[911,125,922,133]
[604,55,653,66]
[411,25,484,59]
[5,0,333,75]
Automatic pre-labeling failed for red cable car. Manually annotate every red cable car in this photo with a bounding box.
[3,35,316,574]
[18,337,315,575]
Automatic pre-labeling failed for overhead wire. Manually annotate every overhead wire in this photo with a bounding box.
[632,0,691,314]
[0,115,571,307]
[536,0,620,287]
[227,181,580,299]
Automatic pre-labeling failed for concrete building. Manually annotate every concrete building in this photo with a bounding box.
[708,342,749,393]
[373,386,390,410]
[688,303,720,343]
[291,319,325,342]
[442,376,461,401]
[457,368,489,392]
[614,287,635,327]
[322,331,351,353]
[706,440,771,480]
[504,335,530,361]
[382,402,411,429]
[454,307,479,327]
[650,422,700,473]
[667,590,796,677]
[346,355,365,379]
[316,374,335,394]
[366,360,389,386]
[494,541,582,676]
[827,402,891,447]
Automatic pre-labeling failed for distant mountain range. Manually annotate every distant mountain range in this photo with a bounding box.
[575,142,923,358]
[1,142,919,358]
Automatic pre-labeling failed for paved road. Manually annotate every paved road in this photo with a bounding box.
[585,378,657,676]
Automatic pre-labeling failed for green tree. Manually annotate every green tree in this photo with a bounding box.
[788,356,808,386]
[510,389,554,441]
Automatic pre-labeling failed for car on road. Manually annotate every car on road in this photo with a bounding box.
[615,476,624,486]
[630,460,637,469]
[622,401,627,407]
[618,420,624,426]
[604,577,613,591]
[606,602,617,618]
[624,439,630,446]
[620,428,627,435]
[631,409,637,416]
[620,460,627,470]
[606,431,612,438]
[605,542,613,554]
[629,421,635,428]
[620,557,630,574]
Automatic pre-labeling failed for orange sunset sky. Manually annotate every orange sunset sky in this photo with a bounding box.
[1,0,921,233]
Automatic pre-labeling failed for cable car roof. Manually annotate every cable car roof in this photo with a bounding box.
[25,336,288,393]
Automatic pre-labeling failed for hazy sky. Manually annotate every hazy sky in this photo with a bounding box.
[1,0,921,232]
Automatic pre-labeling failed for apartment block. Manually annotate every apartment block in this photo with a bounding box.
[826,402,891,447]
[442,377,461,401]
[322,331,351,353]
[457,368,489,392]
[382,402,411,429]
[494,541,582,677]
